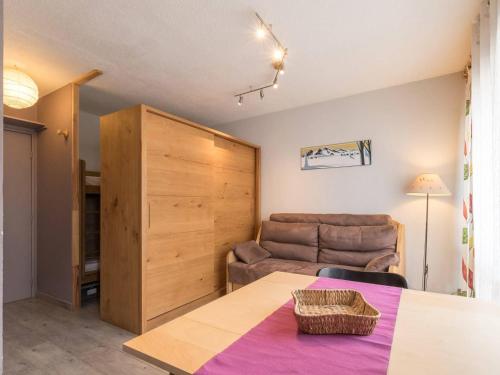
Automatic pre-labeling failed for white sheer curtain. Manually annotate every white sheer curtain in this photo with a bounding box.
[472,0,500,302]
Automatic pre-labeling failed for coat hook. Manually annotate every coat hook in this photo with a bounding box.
[57,129,69,140]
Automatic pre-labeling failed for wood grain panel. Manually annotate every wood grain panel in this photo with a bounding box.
[146,197,215,320]
[145,251,215,320]
[215,225,255,258]
[145,108,214,197]
[215,214,254,257]
[214,225,255,288]
[213,136,256,289]
[148,196,213,234]
[145,106,259,149]
[147,231,214,271]
[214,167,255,200]
[147,152,212,197]
[215,199,255,227]
[100,105,143,334]
[147,228,216,314]
[145,111,213,165]
[144,114,216,323]
[213,136,255,173]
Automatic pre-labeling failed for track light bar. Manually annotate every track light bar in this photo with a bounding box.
[255,12,286,51]
[235,12,288,105]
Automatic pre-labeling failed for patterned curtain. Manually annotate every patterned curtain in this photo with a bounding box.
[461,65,474,297]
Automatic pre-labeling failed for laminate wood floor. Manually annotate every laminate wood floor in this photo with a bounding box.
[4,298,168,375]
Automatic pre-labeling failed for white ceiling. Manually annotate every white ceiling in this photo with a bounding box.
[5,0,480,125]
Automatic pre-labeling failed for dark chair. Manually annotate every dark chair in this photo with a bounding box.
[317,267,408,288]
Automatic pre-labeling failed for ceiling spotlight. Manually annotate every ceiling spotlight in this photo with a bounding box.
[237,96,243,106]
[256,24,266,39]
[273,83,279,89]
[272,60,285,75]
[273,49,284,61]
[260,89,264,100]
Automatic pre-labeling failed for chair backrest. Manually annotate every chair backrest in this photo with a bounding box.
[317,267,408,288]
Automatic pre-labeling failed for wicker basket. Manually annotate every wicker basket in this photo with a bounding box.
[291,289,381,335]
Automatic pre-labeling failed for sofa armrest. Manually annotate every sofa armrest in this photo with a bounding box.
[256,224,262,244]
[389,221,406,276]
[226,224,263,294]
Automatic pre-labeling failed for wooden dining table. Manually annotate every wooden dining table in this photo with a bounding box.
[123,271,500,375]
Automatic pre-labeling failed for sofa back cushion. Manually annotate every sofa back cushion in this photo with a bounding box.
[270,213,391,226]
[260,221,319,262]
[318,224,397,266]
[319,224,397,251]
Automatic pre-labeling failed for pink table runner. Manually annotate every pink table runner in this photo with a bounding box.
[195,277,402,375]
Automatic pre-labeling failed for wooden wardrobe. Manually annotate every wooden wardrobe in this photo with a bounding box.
[100,105,260,333]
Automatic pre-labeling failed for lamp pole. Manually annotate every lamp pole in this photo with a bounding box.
[423,193,429,291]
[407,173,450,291]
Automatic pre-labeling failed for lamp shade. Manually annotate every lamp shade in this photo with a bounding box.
[3,68,39,109]
[406,173,451,196]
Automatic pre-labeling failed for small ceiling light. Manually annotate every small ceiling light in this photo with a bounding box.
[273,49,284,61]
[273,83,279,89]
[238,95,243,106]
[260,89,264,100]
[272,60,285,76]
[3,67,39,109]
[256,24,266,39]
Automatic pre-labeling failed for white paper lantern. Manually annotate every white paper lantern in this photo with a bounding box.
[3,68,39,109]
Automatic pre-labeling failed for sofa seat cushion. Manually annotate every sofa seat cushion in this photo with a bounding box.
[228,258,363,285]
[260,221,319,262]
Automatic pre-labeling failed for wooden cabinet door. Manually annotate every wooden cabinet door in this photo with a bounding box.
[144,113,215,321]
[214,136,256,289]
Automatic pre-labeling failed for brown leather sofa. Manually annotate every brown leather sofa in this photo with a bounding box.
[226,213,405,293]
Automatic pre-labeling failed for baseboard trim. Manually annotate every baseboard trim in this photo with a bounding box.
[36,291,73,310]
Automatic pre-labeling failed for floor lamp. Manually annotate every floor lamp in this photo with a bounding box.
[406,173,451,291]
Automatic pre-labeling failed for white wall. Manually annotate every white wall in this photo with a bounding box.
[79,110,100,171]
[215,73,465,293]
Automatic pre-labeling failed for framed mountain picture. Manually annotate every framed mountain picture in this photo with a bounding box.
[300,140,372,170]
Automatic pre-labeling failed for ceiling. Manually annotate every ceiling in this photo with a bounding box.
[4,0,480,126]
